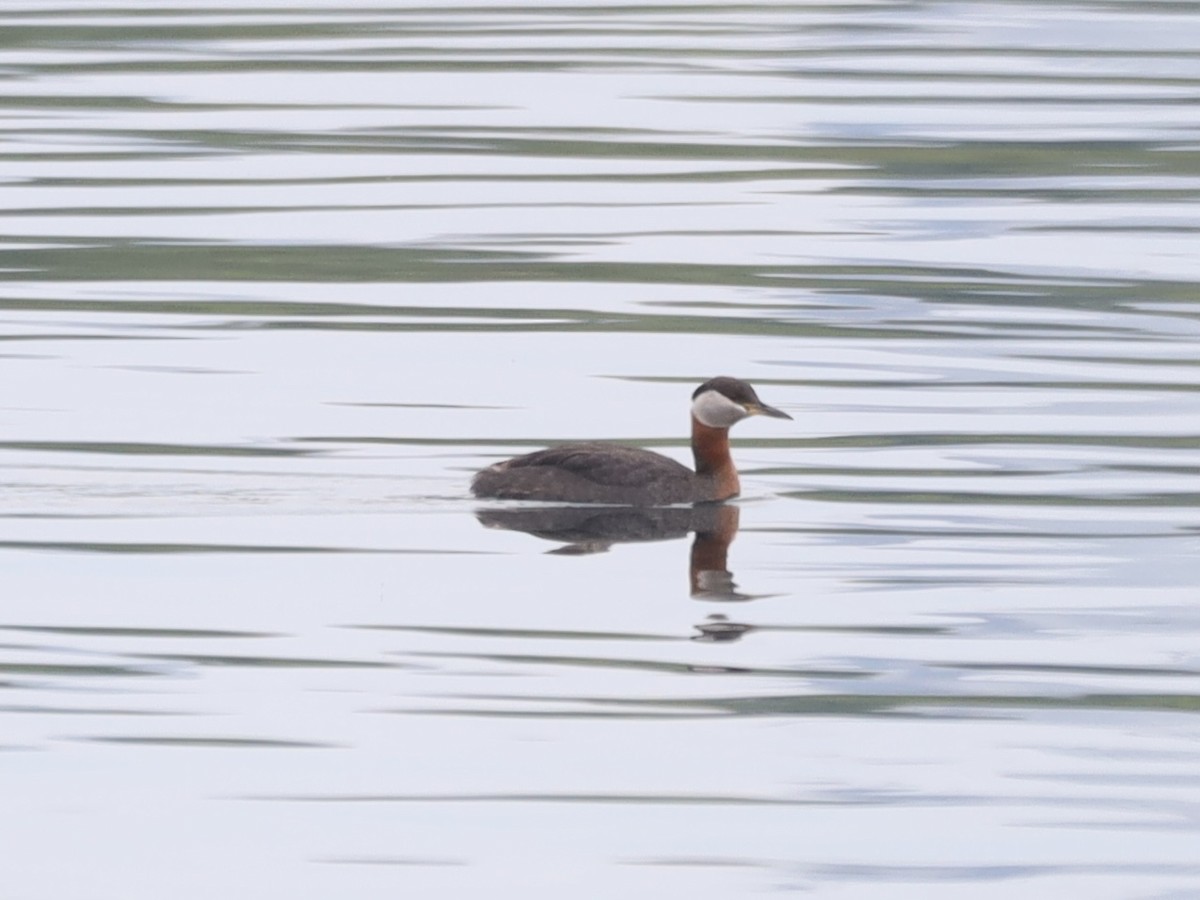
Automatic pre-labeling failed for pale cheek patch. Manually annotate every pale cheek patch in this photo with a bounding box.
[691,390,748,428]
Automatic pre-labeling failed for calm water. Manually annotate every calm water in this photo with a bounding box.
[3,2,1200,897]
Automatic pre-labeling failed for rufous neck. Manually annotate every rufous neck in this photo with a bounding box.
[691,415,740,499]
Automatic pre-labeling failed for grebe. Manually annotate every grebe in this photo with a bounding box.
[471,377,791,505]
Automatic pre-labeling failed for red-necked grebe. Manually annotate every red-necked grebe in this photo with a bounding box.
[471,377,791,505]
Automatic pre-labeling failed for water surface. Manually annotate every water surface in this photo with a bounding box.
[2,2,1200,897]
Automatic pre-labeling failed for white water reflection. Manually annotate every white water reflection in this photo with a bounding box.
[3,1,1200,898]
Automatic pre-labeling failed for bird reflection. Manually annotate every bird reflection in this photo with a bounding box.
[691,614,754,643]
[475,502,756,616]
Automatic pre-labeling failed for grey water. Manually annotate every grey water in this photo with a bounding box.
[2,1,1200,897]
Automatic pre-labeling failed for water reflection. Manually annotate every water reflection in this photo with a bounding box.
[690,615,754,644]
[477,501,754,612]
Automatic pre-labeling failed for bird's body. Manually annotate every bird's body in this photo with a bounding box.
[472,441,707,505]
[471,377,790,506]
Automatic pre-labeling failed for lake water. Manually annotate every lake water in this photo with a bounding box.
[3,2,1200,897]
